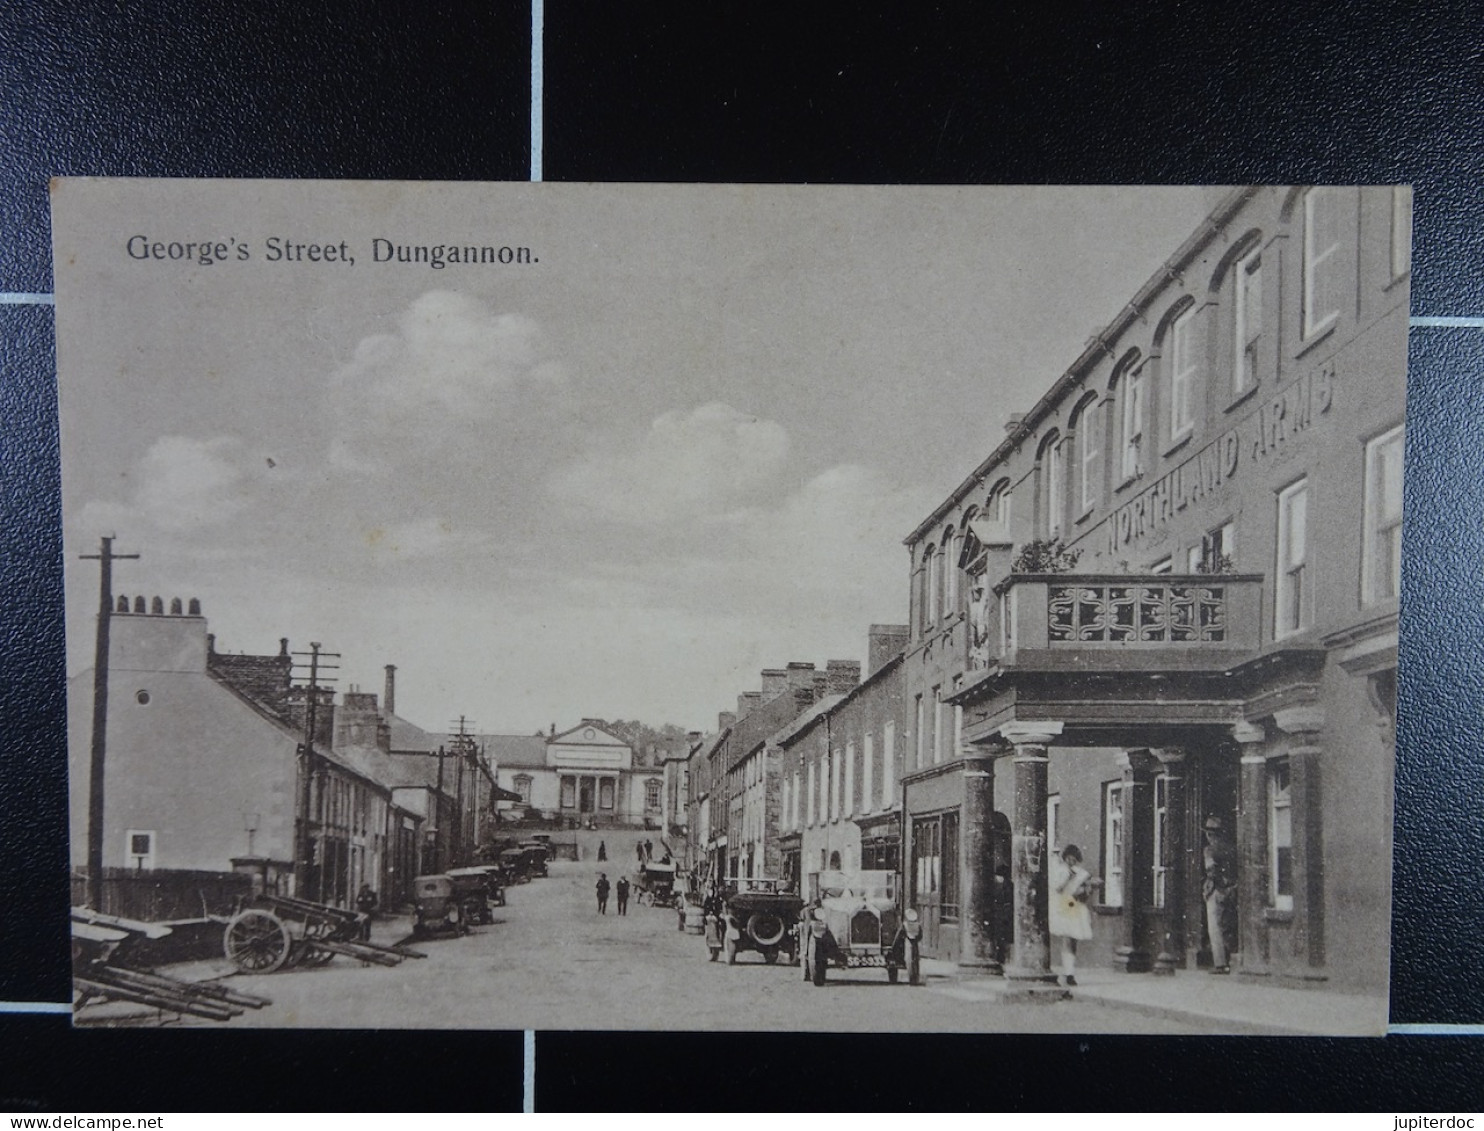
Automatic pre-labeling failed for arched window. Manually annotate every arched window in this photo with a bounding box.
[986,479,1012,529]
[924,543,941,625]
[940,526,957,616]
[1158,297,1199,445]
[1039,431,1065,539]
[1071,392,1103,513]
[1113,350,1145,482]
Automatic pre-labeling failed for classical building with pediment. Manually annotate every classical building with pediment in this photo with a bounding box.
[492,720,671,829]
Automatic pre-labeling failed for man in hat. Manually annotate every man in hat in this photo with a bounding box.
[1202,816,1238,973]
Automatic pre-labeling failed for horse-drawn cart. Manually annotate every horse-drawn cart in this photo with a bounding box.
[221,893,425,974]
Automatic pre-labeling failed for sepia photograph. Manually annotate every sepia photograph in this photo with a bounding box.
[52,179,1408,1033]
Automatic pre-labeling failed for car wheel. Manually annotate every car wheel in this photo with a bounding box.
[887,964,900,984]
[812,947,827,987]
[746,911,786,948]
[724,933,738,965]
[908,940,922,986]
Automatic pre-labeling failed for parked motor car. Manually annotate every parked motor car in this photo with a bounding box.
[499,846,531,884]
[411,874,466,938]
[447,865,505,911]
[800,869,922,986]
[711,878,803,966]
[518,843,549,878]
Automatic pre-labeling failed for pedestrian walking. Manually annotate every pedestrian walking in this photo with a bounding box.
[644,839,654,862]
[616,876,630,915]
[355,883,378,941]
[597,839,607,862]
[596,872,611,914]
[1202,816,1238,973]
[1048,844,1093,987]
[636,841,645,865]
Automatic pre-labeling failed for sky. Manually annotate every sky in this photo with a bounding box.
[54,180,1217,735]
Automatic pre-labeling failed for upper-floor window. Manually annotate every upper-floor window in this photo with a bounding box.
[1303,187,1342,338]
[1234,247,1263,395]
[1077,398,1103,512]
[1150,556,1173,575]
[925,544,940,625]
[1276,478,1310,638]
[513,774,533,803]
[1168,306,1198,442]
[941,526,958,616]
[1363,425,1405,604]
[1188,520,1235,573]
[844,741,856,818]
[1391,186,1412,280]
[1101,783,1124,908]
[1120,371,1145,481]
[882,720,896,806]
[1044,436,1066,538]
[644,778,662,811]
[862,732,875,815]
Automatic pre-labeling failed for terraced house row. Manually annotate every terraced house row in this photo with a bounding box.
[686,185,1408,993]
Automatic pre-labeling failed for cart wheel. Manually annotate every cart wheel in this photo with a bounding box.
[302,944,335,967]
[908,940,922,986]
[724,934,738,965]
[812,947,828,987]
[887,964,900,984]
[224,909,292,974]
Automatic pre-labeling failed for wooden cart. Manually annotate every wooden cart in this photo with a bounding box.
[221,893,425,974]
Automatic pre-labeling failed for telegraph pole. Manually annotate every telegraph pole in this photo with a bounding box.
[80,537,138,910]
[290,642,338,902]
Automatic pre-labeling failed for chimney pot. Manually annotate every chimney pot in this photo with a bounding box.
[188,597,201,615]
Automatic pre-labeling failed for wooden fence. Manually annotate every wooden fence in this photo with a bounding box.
[70,868,253,922]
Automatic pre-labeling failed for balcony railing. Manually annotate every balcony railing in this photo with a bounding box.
[992,572,1265,664]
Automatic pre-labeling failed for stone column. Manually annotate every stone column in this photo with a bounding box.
[1114,749,1156,973]
[1152,747,1187,975]
[1233,721,1270,975]
[1275,706,1326,973]
[1000,722,1063,982]
[959,750,1000,972]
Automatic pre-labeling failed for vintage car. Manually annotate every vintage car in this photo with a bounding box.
[517,842,550,878]
[447,865,505,912]
[709,878,804,966]
[800,869,922,986]
[499,846,532,884]
[632,860,678,907]
[411,874,467,938]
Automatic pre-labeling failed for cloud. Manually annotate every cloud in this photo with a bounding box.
[328,291,566,472]
[549,402,790,524]
[72,434,261,539]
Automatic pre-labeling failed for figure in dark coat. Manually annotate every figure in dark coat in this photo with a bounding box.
[596,873,610,914]
[616,876,630,915]
[597,840,607,862]
[355,884,378,941]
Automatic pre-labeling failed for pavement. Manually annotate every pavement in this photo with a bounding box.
[72,839,1387,1033]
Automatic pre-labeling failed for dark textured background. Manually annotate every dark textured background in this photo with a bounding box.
[1,0,1480,1111]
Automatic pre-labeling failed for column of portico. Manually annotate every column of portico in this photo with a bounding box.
[1274,706,1326,972]
[1152,747,1187,976]
[1233,721,1270,974]
[999,721,1063,983]
[959,748,1000,972]
[1114,749,1156,973]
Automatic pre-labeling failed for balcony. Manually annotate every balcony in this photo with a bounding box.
[993,572,1266,671]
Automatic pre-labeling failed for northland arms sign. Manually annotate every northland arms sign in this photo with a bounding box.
[1106,359,1335,554]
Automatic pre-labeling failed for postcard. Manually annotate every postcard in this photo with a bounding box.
[52,179,1407,1032]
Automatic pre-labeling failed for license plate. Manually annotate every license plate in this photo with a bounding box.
[846,954,887,968]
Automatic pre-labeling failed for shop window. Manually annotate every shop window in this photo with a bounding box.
[1168,305,1198,443]
[1121,371,1145,481]
[1303,187,1342,339]
[941,811,961,923]
[1391,187,1412,280]
[912,815,942,903]
[1234,247,1263,395]
[1363,425,1405,604]
[1101,782,1124,907]
[1268,759,1294,911]
[1276,479,1310,638]
[514,774,533,803]
[1152,776,1168,908]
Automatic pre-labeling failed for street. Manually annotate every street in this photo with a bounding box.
[203,850,1206,1032]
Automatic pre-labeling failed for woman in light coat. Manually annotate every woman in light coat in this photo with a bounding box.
[1048,844,1093,987]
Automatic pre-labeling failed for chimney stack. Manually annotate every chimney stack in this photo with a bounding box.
[867,624,910,675]
[786,662,816,693]
[383,664,397,716]
[737,692,762,720]
[718,710,737,731]
[826,659,862,696]
[760,669,788,701]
